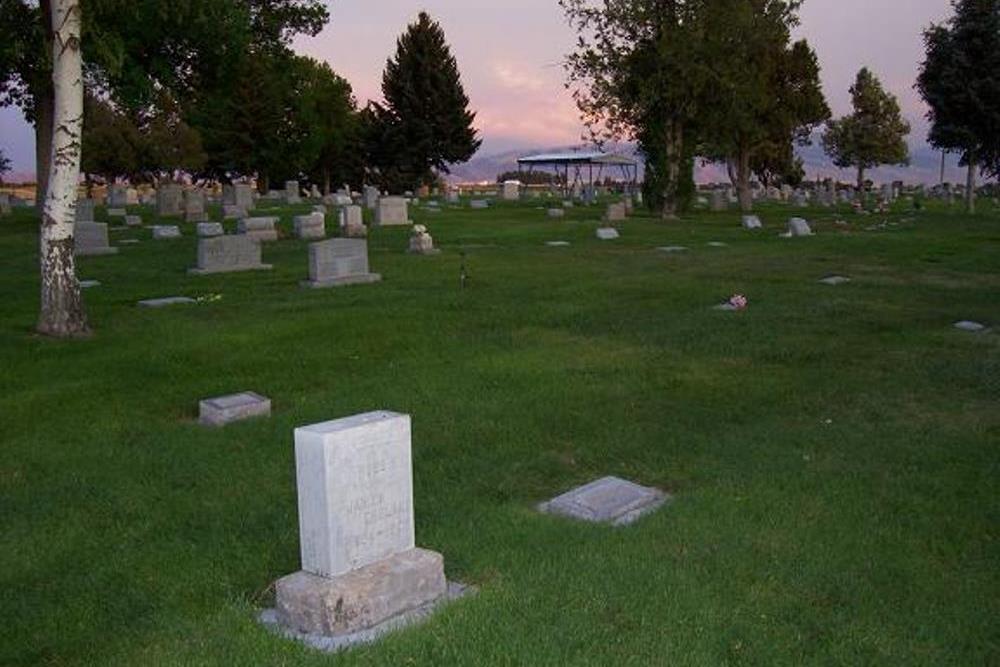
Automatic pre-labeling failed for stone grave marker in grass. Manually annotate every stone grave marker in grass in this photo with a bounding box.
[538,476,669,526]
[263,411,466,651]
[237,217,279,242]
[742,215,762,230]
[199,392,271,426]
[151,225,181,240]
[954,321,987,332]
[197,222,224,238]
[294,212,326,240]
[375,197,410,226]
[819,276,851,286]
[596,228,620,240]
[137,296,196,308]
[658,246,688,253]
[189,236,272,275]
[302,239,381,289]
[75,222,118,256]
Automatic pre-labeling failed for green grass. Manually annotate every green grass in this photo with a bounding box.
[1,195,998,666]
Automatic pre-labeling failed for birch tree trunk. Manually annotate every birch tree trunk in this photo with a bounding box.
[37,0,88,338]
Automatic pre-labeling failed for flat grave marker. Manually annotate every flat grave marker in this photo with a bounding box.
[199,392,271,426]
[538,476,669,526]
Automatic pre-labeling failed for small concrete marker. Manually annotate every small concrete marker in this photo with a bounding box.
[596,227,620,240]
[538,476,669,526]
[199,392,271,426]
[657,246,688,253]
[954,320,987,332]
[137,296,196,308]
[546,241,571,247]
[707,241,728,247]
[79,280,101,288]
[819,276,851,286]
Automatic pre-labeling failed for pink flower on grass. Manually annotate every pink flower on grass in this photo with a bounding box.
[729,294,748,310]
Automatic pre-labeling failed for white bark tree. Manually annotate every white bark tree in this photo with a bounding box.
[37,0,88,337]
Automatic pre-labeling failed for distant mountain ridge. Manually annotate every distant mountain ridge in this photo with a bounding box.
[447,141,984,186]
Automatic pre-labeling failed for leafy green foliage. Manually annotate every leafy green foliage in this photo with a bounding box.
[917,0,1000,179]
[822,68,911,188]
[366,12,481,191]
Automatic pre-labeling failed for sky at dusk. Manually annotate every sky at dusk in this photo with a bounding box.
[0,0,957,176]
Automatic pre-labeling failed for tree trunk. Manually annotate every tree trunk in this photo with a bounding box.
[856,164,865,193]
[34,87,55,209]
[323,168,330,196]
[736,147,752,213]
[660,121,682,220]
[965,155,976,215]
[37,0,88,338]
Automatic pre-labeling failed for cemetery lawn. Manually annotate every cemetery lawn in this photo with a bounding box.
[1,199,998,666]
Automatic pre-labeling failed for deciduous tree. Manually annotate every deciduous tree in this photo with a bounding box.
[822,68,910,191]
[917,0,1000,214]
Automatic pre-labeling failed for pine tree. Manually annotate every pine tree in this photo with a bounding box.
[917,0,1000,214]
[368,12,480,190]
[822,68,911,191]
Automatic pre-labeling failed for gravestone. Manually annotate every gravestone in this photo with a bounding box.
[223,205,246,220]
[75,199,96,223]
[184,188,207,222]
[294,212,326,240]
[79,280,100,288]
[152,225,182,240]
[819,275,851,286]
[562,200,574,209]
[234,183,255,212]
[74,222,118,256]
[658,246,688,253]
[408,225,440,255]
[501,180,520,201]
[710,190,727,212]
[446,190,459,204]
[138,296,195,308]
[742,215,763,230]
[469,200,489,210]
[125,215,143,227]
[374,197,410,226]
[157,184,184,217]
[595,227,619,240]
[237,217,279,242]
[605,202,627,222]
[196,222,225,237]
[547,208,564,218]
[538,476,668,526]
[310,184,322,199]
[199,392,271,426]
[190,236,271,275]
[546,241,570,247]
[954,320,986,332]
[107,208,127,217]
[108,185,128,208]
[340,206,367,238]
[302,239,381,288]
[363,186,379,210]
[786,218,813,237]
[285,181,302,205]
[271,411,450,641]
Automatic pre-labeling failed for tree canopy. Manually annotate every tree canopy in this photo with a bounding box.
[822,68,910,190]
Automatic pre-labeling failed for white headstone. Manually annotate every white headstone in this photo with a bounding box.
[374,197,409,226]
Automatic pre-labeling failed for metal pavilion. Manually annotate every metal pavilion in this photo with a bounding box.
[516,150,639,196]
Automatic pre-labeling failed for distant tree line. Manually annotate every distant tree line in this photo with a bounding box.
[0,5,479,197]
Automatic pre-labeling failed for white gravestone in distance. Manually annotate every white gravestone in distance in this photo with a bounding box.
[340,205,367,238]
[74,222,118,256]
[786,218,813,237]
[538,476,669,526]
[742,215,763,230]
[108,184,128,208]
[285,180,302,205]
[238,217,279,242]
[293,212,326,240]
[501,180,521,201]
[189,236,272,275]
[374,197,410,226]
[954,320,986,332]
[596,227,620,240]
[605,202,627,222]
[302,239,381,288]
[199,392,271,426]
[272,411,449,640]
[152,225,182,240]
[75,198,96,223]
[184,188,207,222]
[408,225,440,255]
[197,222,224,237]
[125,215,143,227]
[157,184,184,217]
[547,208,564,218]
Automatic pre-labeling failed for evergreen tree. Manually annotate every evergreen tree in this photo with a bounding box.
[0,148,11,183]
[917,0,1000,214]
[822,68,911,191]
[368,12,480,190]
